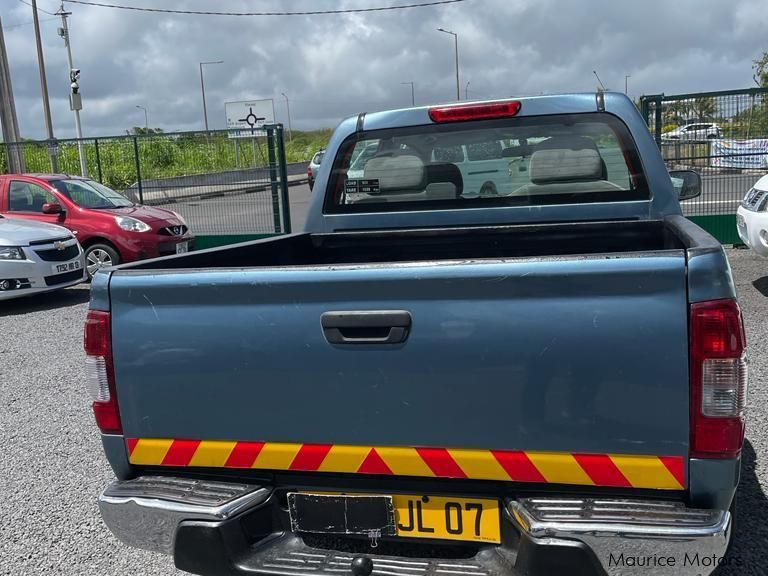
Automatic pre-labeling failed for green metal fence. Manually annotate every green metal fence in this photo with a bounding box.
[1,125,292,244]
[640,88,768,244]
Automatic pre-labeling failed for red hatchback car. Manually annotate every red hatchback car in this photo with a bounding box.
[0,174,194,277]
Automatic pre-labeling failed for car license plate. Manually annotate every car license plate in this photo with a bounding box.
[176,241,189,254]
[53,260,81,274]
[290,493,500,544]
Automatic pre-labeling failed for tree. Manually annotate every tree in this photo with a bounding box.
[126,126,164,136]
[663,100,692,125]
[754,51,768,87]
[691,97,718,121]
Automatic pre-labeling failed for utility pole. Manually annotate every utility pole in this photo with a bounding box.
[465,81,470,100]
[625,75,631,95]
[32,0,58,172]
[280,92,292,141]
[57,3,86,176]
[0,16,25,172]
[400,82,415,106]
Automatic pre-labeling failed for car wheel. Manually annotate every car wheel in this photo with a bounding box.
[85,243,120,278]
[480,182,498,197]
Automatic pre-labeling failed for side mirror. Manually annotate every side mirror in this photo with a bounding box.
[42,202,63,215]
[669,169,702,201]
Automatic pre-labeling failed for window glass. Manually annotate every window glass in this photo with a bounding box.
[50,179,133,208]
[326,113,646,213]
[8,181,55,212]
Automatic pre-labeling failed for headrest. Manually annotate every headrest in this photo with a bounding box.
[501,144,532,158]
[425,163,463,196]
[535,135,599,152]
[529,137,604,184]
[363,154,426,191]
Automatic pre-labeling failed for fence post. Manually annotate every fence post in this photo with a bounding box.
[132,136,143,204]
[276,125,292,234]
[266,127,282,234]
[640,94,664,148]
[653,97,663,147]
[94,138,103,183]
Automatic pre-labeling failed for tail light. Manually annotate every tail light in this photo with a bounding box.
[690,299,747,458]
[428,100,521,123]
[307,165,313,177]
[84,310,122,434]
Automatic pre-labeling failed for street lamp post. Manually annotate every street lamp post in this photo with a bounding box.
[135,105,148,130]
[400,82,415,106]
[280,92,292,142]
[199,60,223,132]
[625,75,631,95]
[437,28,460,101]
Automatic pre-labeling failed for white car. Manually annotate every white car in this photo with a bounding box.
[663,122,722,141]
[736,174,768,257]
[0,215,86,300]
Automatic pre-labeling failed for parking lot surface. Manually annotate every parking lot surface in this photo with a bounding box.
[1,247,767,575]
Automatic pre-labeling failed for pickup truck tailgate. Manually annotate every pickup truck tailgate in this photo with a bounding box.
[111,252,689,486]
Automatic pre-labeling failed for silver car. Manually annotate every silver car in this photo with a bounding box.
[0,215,86,300]
[307,149,325,191]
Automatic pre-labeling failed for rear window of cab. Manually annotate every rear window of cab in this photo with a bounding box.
[324,112,647,214]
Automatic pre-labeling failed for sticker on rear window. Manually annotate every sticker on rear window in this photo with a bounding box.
[345,179,380,195]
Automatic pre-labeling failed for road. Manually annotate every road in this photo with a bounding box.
[153,183,312,235]
[682,173,756,217]
[1,248,767,575]
[154,174,759,236]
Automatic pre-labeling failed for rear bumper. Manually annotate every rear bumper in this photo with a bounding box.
[99,476,731,576]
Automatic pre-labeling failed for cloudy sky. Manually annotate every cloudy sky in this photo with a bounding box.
[1,0,765,140]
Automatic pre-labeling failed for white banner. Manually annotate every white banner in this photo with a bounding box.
[711,139,768,169]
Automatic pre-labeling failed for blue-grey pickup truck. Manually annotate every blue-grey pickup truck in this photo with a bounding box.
[88,93,747,576]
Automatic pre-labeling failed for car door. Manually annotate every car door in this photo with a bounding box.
[6,180,65,228]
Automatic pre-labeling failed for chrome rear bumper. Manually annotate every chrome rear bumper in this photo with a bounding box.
[99,477,731,576]
[507,497,731,576]
[99,476,270,554]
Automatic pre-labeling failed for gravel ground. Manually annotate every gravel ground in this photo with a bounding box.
[0,247,766,576]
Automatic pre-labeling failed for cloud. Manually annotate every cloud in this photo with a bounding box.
[1,0,764,140]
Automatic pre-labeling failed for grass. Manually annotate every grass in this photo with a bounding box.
[0,129,332,192]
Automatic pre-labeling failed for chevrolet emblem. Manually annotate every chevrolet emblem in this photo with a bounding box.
[53,241,67,250]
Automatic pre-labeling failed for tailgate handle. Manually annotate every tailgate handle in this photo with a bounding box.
[321,311,411,345]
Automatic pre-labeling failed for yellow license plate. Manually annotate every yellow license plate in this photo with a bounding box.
[392,494,500,544]
[297,492,501,544]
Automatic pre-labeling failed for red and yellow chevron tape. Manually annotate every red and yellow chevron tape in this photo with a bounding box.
[126,439,685,490]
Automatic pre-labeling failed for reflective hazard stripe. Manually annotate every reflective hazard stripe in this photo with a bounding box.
[125,438,686,490]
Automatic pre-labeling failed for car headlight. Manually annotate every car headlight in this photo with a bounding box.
[0,246,25,260]
[170,211,188,226]
[115,216,151,233]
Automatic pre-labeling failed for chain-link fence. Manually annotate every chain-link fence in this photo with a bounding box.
[641,88,768,243]
[1,125,292,237]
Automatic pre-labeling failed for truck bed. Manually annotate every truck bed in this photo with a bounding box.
[124,218,688,270]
